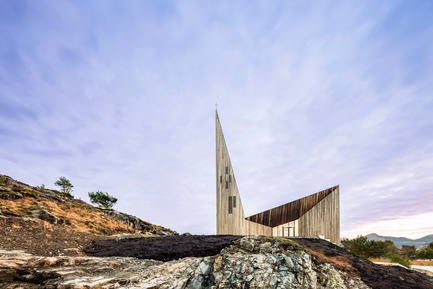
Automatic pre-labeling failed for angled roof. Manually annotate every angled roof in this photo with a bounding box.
[245,186,338,227]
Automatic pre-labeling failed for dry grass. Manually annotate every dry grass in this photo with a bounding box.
[369,258,391,263]
[370,258,433,266]
[44,199,133,234]
[411,260,433,266]
[306,248,353,270]
[0,195,134,235]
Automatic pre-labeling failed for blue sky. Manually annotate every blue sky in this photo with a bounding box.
[1,0,432,238]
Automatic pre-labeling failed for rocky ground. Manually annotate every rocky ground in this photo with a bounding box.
[0,216,105,257]
[294,238,433,289]
[84,235,242,261]
[83,235,433,289]
[1,234,432,288]
[2,236,371,289]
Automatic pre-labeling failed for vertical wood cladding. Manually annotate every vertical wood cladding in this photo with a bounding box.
[298,187,340,244]
[216,111,273,236]
[216,111,249,235]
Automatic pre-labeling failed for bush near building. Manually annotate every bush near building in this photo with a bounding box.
[342,236,433,267]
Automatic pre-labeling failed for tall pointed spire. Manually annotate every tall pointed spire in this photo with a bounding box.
[215,111,246,235]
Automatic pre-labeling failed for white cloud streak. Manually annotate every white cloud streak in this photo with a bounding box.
[0,0,432,237]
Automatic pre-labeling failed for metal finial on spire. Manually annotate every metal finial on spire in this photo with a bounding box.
[215,102,218,111]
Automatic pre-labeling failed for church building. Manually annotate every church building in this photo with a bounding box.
[216,111,340,245]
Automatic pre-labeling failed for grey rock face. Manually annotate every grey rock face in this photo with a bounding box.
[37,210,58,224]
[0,236,370,288]
[102,209,177,235]
[0,185,23,200]
[0,185,12,192]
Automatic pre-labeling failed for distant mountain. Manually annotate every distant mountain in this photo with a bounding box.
[366,233,433,248]
[417,234,433,244]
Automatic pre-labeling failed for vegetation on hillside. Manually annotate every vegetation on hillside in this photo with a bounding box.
[88,191,118,209]
[0,174,176,236]
[342,236,433,267]
[54,176,74,198]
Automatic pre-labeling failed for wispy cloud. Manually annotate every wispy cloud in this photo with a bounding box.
[0,0,432,236]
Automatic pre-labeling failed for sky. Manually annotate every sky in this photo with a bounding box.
[1,0,433,239]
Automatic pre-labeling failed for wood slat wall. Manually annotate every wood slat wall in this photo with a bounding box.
[245,186,338,227]
[216,111,250,235]
[298,187,340,244]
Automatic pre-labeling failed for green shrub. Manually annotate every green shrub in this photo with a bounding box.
[342,236,399,259]
[36,184,46,190]
[401,245,417,259]
[88,191,118,209]
[0,176,6,184]
[385,252,410,268]
[416,243,433,259]
[54,177,74,197]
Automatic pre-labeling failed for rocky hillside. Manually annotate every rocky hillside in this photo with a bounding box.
[0,174,176,256]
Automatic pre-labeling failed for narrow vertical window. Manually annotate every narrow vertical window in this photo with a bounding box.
[233,196,236,208]
[220,176,222,183]
[228,196,233,214]
[225,166,228,174]
[229,175,232,183]
[225,181,228,189]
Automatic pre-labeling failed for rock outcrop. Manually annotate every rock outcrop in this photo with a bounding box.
[102,209,175,236]
[0,236,370,288]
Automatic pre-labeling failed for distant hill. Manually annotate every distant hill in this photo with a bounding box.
[366,233,433,248]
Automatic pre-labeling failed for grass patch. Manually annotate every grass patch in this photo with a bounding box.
[411,260,433,266]
[306,248,352,270]
[0,176,6,184]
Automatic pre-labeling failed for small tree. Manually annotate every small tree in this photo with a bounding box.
[88,191,118,209]
[54,177,73,196]
[417,242,433,259]
[401,245,417,259]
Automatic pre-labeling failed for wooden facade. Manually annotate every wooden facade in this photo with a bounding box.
[216,111,340,244]
[216,111,272,236]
